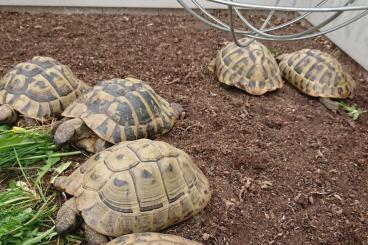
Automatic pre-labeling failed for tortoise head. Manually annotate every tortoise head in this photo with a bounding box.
[54,118,85,146]
[53,176,69,192]
[170,103,185,120]
[0,105,18,124]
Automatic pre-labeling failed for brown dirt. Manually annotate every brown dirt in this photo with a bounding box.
[1,11,368,245]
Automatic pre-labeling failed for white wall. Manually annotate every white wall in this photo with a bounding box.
[300,0,368,71]
[0,0,222,8]
[0,0,367,70]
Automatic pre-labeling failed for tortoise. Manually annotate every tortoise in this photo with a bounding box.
[53,77,184,153]
[0,56,89,125]
[277,49,356,111]
[106,232,202,245]
[208,37,283,95]
[54,139,211,245]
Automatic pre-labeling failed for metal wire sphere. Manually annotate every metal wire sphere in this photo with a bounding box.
[177,0,368,45]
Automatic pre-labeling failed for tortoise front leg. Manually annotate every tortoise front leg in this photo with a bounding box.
[82,223,109,245]
[319,97,339,112]
[56,197,80,234]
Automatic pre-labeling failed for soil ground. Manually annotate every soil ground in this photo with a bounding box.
[0,11,368,245]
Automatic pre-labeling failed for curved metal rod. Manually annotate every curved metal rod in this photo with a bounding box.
[177,0,368,41]
[231,0,281,47]
[230,0,366,40]
[176,0,247,33]
[208,0,368,12]
[241,10,368,40]
[190,0,228,28]
[177,0,331,35]
[257,0,329,33]
[234,0,355,37]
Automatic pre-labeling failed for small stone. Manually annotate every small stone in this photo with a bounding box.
[308,196,314,204]
[53,26,65,31]
[224,199,235,208]
[260,180,273,189]
[202,233,210,241]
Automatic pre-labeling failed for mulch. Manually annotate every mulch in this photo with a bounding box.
[0,10,367,245]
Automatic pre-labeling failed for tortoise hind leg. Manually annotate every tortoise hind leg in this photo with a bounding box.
[0,105,18,124]
[319,97,339,112]
[56,197,80,234]
[82,223,109,245]
[170,103,185,120]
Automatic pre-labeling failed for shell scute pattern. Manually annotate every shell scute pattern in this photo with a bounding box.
[62,78,178,144]
[0,56,88,120]
[278,49,356,98]
[107,232,203,245]
[60,139,211,237]
[212,37,283,95]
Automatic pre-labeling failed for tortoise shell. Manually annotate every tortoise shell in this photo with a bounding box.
[56,139,211,237]
[277,49,356,98]
[0,56,89,120]
[61,77,180,144]
[210,37,283,95]
[107,232,202,245]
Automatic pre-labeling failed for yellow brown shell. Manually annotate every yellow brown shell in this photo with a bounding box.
[55,139,211,237]
[277,49,356,98]
[210,37,283,95]
[107,232,202,245]
[61,77,180,144]
[0,56,89,121]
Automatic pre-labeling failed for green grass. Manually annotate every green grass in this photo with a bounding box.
[0,126,83,244]
[268,47,278,57]
[338,101,365,121]
[0,125,80,170]
[0,182,57,245]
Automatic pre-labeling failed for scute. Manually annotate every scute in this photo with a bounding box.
[106,232,203,245]
[65,139,211,237]
[128,139,164,162]
[0,56,89,120]
[82,161,113,191]
[212,37,283,95]
[61,78,179,144]
[104,146,140,171]
[277,49,356,98]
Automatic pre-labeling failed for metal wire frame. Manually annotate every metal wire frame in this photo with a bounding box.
[176,0,368,42]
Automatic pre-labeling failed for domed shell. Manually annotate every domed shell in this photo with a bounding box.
[106,232,202,245]
[277,49,356,98]
[61,77,180,144]
[0,56,89,120]
[211,37,283,95]
[59,139,211,237]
